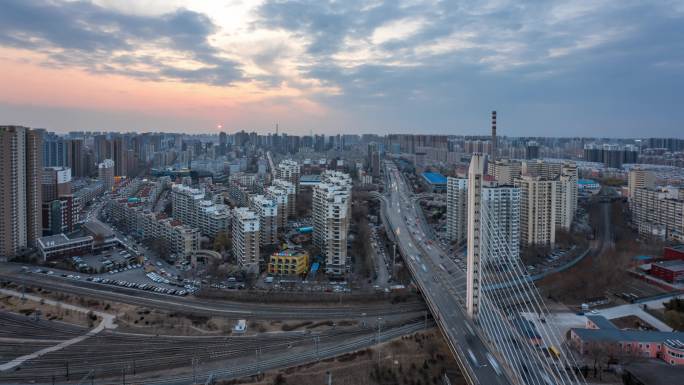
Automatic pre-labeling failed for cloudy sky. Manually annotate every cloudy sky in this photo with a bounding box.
[1,0,683,137]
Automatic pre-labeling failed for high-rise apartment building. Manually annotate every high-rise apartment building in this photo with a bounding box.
[171,184,230,237]
[515,176,558,246]
[631,187,684,242]
[313,171,352,276]
[232,207,260,271]
[93,134,110,163]
[525,141,540,160]
[98,159,115,191]
[66,139,85,178]
[367,142,380,178]
[266,185,289,229]
[520,160,577,233]
[490,111,497,160]
[272,179,296,217]
[480,185,521,264]
[276,160,300,193]
[466,154,485,317]
[249,195,278,246]
[628,168,656,200]
[1,126,43,259]
[466,153,521,318]
[112,136,127,177]
[41,167,75,235]
[583,143,639,168]
[42,167,72,202]
[43,132,68,167]
[522,159,561,180]
[488,159,522,185]
[446,177,468,244]
[557,163,578,230]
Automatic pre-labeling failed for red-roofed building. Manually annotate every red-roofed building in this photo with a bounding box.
[664,245,684,260]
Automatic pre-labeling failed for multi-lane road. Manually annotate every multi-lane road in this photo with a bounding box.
[381,161,513,385]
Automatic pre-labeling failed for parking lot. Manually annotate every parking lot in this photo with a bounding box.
[70,248,137,273]
[24,259,199,297]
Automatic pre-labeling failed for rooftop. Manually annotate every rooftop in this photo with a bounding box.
[578,179,599,185]
[82,220,114,238]
[625,361,684,385]
[271,249,308,258]
[652,260,684,272]
[37,233,93,249]
[422,172,447,185]
[586,315,618,330]
[300,174,322,184]
[572,327,684,344]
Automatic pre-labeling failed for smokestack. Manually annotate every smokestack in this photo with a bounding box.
[491,110,497,160]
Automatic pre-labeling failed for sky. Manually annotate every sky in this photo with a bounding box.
[1,0,683,137]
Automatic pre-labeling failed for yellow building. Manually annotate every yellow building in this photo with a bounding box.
[268,249,309,276]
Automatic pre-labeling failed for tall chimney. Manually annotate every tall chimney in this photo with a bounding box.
[491,110,497,160]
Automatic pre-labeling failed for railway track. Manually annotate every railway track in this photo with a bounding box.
[0,273,425,320]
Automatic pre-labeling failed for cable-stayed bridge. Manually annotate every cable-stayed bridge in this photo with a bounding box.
[379,159,586,385]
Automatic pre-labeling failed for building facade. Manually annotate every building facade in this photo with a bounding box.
[515,176,558,247]
[276,160,301,194]
[480,185,521,264]
[313,171,352,277]
[466,154,485,317]
[266,185,289,229]
[631,187,684,242]
[171,184,230,237]
[488,159,522,185]
[446,177,468,244]
[98,159,115,191]
[249,195,278,246]
[0,126,42,259]
[272,179,296,217]
[628,167,656,206]
[232,207,260,271]
[268,249,309,276]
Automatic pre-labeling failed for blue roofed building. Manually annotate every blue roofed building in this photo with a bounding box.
[421,172,448,193]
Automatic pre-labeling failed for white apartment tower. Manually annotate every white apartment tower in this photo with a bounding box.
[313,171,352,277]
[276,160,301,193]
[171,184,230,237]
[266,185,289,229]
[446,177,468,244]
[557,163,578,230]
[232,207,260,271]
[466,154,485,318]
[272,179,296,217]
[249,194,278,246]
[480,186,521,264]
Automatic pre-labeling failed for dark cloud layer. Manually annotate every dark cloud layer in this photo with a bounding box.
[0,0,242,85]
[253,0,684,136]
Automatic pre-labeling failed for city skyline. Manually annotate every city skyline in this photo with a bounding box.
[1,0,684,137]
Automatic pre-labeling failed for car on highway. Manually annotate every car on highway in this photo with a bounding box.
[486,353,502,375]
